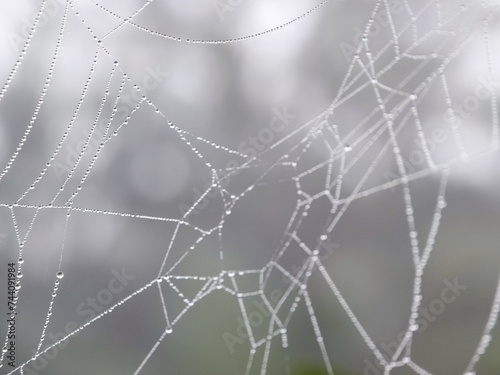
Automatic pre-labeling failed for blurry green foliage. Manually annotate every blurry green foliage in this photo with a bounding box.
[291,363,350,375]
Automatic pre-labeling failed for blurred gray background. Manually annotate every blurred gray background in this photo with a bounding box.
[0,1,500,374]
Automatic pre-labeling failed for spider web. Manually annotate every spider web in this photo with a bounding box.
[1,0,500,374]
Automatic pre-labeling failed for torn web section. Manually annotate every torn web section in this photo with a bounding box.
[254,1,500,374]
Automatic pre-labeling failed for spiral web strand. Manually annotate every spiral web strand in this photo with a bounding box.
[1,1,500,374]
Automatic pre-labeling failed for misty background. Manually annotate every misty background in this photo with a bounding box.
[0,1,500,374]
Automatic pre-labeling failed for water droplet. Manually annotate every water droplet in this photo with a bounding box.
[56,271,64,279]
[18,257,24,264]
[320,234,328,241]
[438,199,447,209]
[344,144,352,152]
